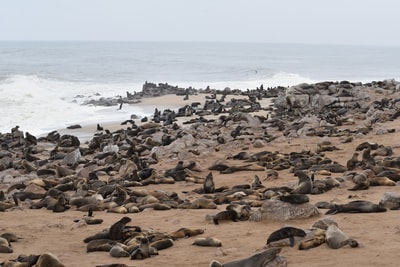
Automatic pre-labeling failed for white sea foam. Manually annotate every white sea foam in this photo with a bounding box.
[0,75,147,136]
[0,72,314,136]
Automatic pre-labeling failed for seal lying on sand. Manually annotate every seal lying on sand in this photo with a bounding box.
[209,247,283,267]
[266,226,307,247]
[192,237,222,247]
[326,224,358,249]
[325,200,386,214]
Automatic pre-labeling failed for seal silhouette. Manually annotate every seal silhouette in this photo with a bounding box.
[203,172,215,193]
[109,216,131,240]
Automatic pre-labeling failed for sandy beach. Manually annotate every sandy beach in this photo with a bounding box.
[2,81,400,267]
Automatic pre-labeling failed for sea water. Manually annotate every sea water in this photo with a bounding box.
[1,41,399,136]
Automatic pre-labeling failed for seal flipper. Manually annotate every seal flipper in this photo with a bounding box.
[289,236,295,247]
[325,205,339,215]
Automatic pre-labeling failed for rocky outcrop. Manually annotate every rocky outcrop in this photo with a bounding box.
[249,199,320,221]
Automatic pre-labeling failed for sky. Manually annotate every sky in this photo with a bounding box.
[1,0,399,46]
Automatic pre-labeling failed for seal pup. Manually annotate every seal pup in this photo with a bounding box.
[291,171,312,194]
[361,147,375,167]
[212,209,239,225]
[298,234,326,250]
[203,172,215,193]
[326,224,358,249]
[168,228,204,239]
[251,175,264,189]
[193,237,222,247]
[109,216,132,241]
[188,198,217,209]
[346,152,359,171]
[266,226,307,247]
[82,208,103,225]
[110,243,130,257]
[130,237,150,260]
[209,247,282,267]
[52,194,69,213]
[326,200,386,214]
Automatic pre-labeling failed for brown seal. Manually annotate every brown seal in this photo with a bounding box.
[203,172,215,193]
[168,228,204,239]
[150,238,174,250]
[130,237,150,260]
[36,252,65,267]
[291,171,312,194]
[188,198,217,209]
[326,200,386,214]
[326,224,358,249]
[212,210,239,225]
[109,216,132,240]
[192,237,222,247]
[298,234,326,250]
[109,243,130,258]
[278,194,309,204]
[0,236,12,253]
[266,226,306,247]
[251,175,264,189]
[87,239,116,252]
[367,176,396,186]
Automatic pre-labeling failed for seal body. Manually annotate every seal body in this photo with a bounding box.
[326,224,358,249]
[266,227,306,247]
[169,228,204,239]
[213,210,239,225]
[203,172,215,193]
[278,194,309,204]
[291,171,312,194]
[326,200,386,214]
[36,252,65,267]
[209,247,282,267]
[193,237,222,247]
[130,237,150,260]
[109,216,131,240]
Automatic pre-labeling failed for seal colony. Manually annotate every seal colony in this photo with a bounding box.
[1,79,400,266]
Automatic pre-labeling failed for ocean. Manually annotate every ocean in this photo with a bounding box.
[1,41,400,136]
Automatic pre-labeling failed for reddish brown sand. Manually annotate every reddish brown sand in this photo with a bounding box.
[1,94,400,267]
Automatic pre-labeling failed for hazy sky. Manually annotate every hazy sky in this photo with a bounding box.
[1,0,399,46]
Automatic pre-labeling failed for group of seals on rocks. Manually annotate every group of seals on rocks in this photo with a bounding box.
[2,80,400,265]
